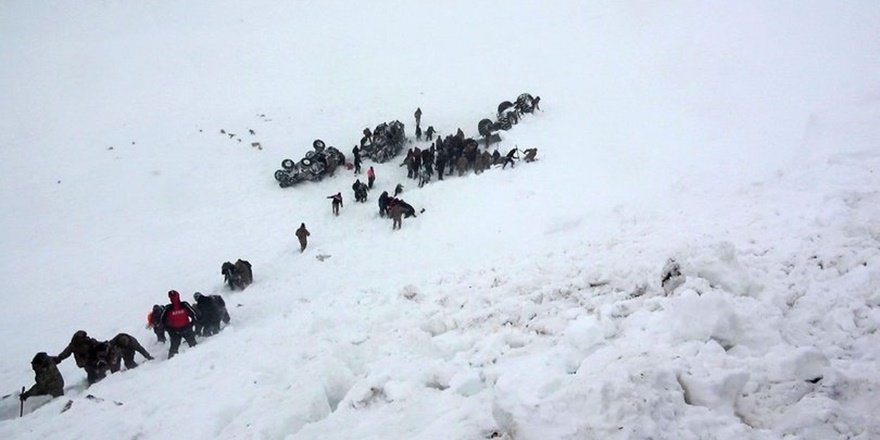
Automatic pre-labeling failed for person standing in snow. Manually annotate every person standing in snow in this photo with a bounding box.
[425,126,435,141]
[328,192,343,216]
[352,145,362,174]
[20,352,64,402]
[367,166,375,189]
[378,191,390,217]
[414,107,422,128]
[296,223,310,252]
[415,125,422,141]
[159,290,198,358]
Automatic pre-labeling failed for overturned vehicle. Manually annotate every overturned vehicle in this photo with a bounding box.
[359,120,406,163]
[274,140,346,188]
[477,93,540,146]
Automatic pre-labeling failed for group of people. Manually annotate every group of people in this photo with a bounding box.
[402,105,539,188]
[148,290,231,357]
[19,330,153,403]
[20,288,232,406]
[403,132,538,187]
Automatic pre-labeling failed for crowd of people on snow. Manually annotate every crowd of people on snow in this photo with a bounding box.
[15,95,542,411]
[320,101,541,230]
[16,263,246,408]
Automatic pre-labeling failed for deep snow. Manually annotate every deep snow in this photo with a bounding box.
[1,1,879,439]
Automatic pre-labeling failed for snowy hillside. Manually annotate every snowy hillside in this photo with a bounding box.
[1,1,879,438]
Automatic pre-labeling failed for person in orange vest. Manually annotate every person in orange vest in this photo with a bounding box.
[159,290,198,358]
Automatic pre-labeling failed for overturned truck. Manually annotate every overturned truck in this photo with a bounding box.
[477,93,540,146]
[360,120,406,163]
[274,140,346,188]
[275,121,407,188]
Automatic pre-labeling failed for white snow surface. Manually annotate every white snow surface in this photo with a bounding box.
[2,1,880,439]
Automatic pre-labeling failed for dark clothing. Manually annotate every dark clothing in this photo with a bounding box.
[109,333,152,371]
[425,126,435,141]
[22,353,64,400]
[328,193,343,215]
[352,146,362,174]
[194,294,230,337]
[378,191,390,217]
[296,224,310,252]
[54,332,98,369]
[222,259,253,290]
[150,304,167,343]
[167,327,197,358]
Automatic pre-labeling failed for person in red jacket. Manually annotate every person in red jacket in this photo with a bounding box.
[159,290,198,358]
[367,166,376,189]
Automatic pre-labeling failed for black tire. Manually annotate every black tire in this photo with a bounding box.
[281,159,295,170]
[301,157,313,167]
[274,170,287,182]
[498,117,512,130]
[478,118,494,137]
[305,150,316,159]
[497,101,514,116]
[313,139,326,150]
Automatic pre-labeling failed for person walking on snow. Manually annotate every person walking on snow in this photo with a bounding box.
[328,192,343,216]
[414,107,422,128]
[296,223,310,252]
[159,290,198,358]
[367,166,375,189]
[352,145,362,174]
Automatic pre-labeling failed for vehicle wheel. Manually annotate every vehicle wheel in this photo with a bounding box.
[301,158,313,167]
[497,101,514,116]
[498,117,512,130]
[478,118,494,137]
[313,139,326,150]
[281,159,295,170]
[274,170,287,182]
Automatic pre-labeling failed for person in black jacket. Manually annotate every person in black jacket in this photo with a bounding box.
[328,192,343,216]
[193,292,231,336]
[352,145,362,174]
[20,352,64,401]
[160,290,198,358]
[378,191,390,217]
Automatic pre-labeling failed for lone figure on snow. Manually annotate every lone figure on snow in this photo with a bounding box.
[296,223,310,252]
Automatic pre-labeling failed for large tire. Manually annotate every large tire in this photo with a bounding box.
[313,139,326,150]
[281,159,295,170]
[301,157,313,167]
[498,117,512,131]
[497,101,514,116]
[274,169,287,182]
[478,118,494,137]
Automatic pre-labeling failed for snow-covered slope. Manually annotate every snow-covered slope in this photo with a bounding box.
[1,1,879,438]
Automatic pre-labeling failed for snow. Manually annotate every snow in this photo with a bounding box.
[1,0,880,438]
